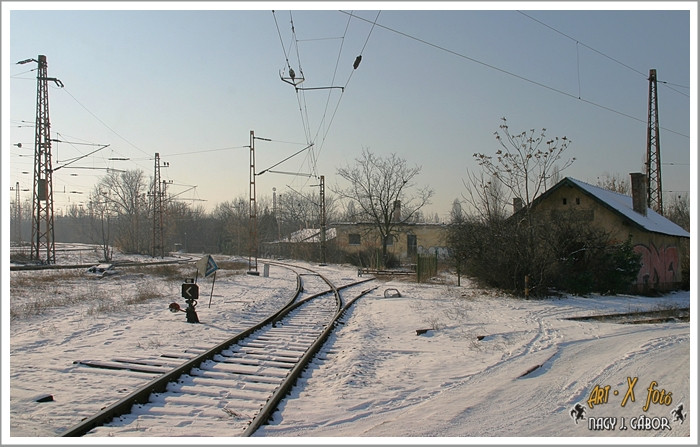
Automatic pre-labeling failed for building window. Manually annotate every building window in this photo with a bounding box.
[348,234,361,246]
[562,198,568,205]
[384,235,393,246]
[407,234,417,257]
[576,197,581,205]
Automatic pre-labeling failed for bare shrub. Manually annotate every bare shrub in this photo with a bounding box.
[86,298,119,316]
[124,283,165,305]
[134,264,184,280]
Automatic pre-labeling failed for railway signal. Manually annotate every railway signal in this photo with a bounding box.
[169,279,200,323]
[182,281,199,300]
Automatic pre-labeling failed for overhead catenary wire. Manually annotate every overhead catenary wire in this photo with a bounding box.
[308,11,354,176]
[300,11,383,186]
[517,10,690,97]
[271,10,382,189]
[60,88,153,158]
[339,10,689,139]
[283,10,314,150]
[271,10,324,185]
[314,11,380,150]
[272,10,293,75]
[56,87,159,185]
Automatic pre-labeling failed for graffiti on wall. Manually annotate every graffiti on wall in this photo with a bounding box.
[633,243,679,288]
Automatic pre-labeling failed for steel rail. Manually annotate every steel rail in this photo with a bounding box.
[243,279,377,436]
[10,257,196,271]
[60,264,303,437]
[62,261,374,437]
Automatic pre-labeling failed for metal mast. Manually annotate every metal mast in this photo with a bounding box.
[152,153,165,258]
[646,68,663,214]
[273,187,281,241]
[21,55,63,264]
[12,182,22,243]
[248,131,259,274]
[319,175,326,264]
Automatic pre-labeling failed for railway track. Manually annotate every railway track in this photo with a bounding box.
[61,261,376,437]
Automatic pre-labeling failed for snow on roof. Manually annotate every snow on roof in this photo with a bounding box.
[565,177,690,238]
[281,227,337,243]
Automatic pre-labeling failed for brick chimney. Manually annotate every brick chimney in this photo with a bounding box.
[393,200,401,222]
[630,173,647,216]
[513,197,523,214]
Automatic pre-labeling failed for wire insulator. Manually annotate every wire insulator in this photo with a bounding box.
[353,55,362,70]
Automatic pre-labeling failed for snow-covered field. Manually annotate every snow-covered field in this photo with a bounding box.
[3,245,695,444]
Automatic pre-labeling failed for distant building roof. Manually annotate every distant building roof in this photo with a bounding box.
[534,177,689,238]
[280,227,337,243]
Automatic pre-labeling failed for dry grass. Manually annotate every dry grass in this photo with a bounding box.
[10,269,169,320]
[215,259,248,271]
[10,281,99,319]
[10,269,84,289]
[125,283,165,305]
[10,258,248,321]
[124,264,185,280]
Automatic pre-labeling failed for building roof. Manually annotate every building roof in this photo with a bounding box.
[279,227,337,243]
[535,177,689,238]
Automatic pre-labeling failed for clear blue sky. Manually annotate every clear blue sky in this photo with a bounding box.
[4,2,695,221]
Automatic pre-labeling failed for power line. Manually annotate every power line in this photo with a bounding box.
[272,10,293,74]
[517,11,690,98]
[517,11,648,78]
[307,11,354,178]
[294,10,381,180]
[60,87,153,157]
[316,11,380,155]
[161,145,248,157]
[272,10,327,183]
[339,10,689,139]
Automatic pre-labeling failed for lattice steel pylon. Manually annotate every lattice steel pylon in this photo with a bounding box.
[152,153,165,258]
[646,68,663,214]
[20,55,63,264]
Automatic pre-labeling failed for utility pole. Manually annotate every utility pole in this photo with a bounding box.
[249,131,258,274]
[247,131,270,274]
[646,68,663,214]
[273,187,281,242]
[319,175,327,264]
[18,55,63,264]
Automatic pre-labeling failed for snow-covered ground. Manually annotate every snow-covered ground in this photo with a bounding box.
[3,245,695,444]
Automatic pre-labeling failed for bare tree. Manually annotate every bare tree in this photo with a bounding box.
[451,118,580,295]
[213,197,248,255]
[86,194,113,261]
[462,169,509,223]
[340,201,359,222]
[596,172,631,195]
[474,117,575,210]
[666,193,689,231]
[90,169,149,253]
[335,148,433,266]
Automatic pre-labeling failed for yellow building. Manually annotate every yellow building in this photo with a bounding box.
[525,175,690,292]
[265,221,449,268]
[332,221,449,264]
